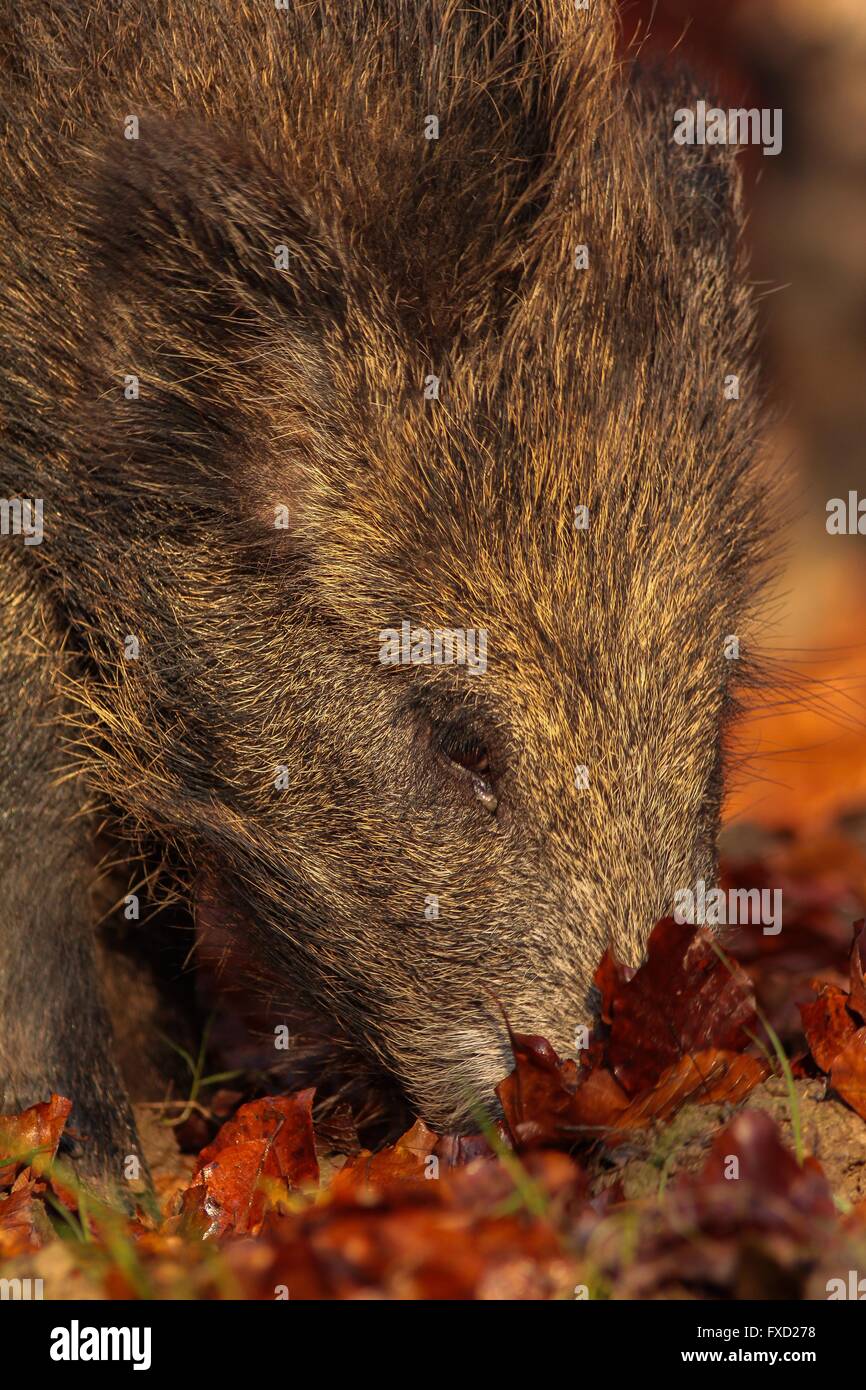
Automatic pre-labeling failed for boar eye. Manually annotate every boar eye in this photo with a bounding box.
[448,740,489,775]
[434,724,498,813]
[438,727,488,774]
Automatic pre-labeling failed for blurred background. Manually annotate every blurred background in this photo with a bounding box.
[623,0,866,829]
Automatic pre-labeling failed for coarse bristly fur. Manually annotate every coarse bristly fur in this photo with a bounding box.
[0,0,776,1183]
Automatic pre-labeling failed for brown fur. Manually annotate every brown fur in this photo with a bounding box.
[0,0,773,1158]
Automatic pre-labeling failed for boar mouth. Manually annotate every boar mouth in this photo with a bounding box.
[192,872,529,1141]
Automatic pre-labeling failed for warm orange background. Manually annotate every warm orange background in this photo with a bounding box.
[619,1,866,832]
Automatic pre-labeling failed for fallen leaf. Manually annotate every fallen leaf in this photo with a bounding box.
[593,949,634,1025]
[799,982,859,1072]
[179,1091,318,1238]
[0,1176,46,1257]
[331,1118,440,1198]
[687,1108,835,1223]
[614,1052,769,1130]
[849,921,866,1022]
[830,1027,866,1121]
[606,919,760,1095]
[0,1095,72,1188]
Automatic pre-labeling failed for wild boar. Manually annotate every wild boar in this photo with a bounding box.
[0,0,771,1188]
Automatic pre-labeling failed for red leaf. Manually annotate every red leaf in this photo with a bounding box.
[830,1026,866,1121]
[613,1051,769,1131]
[496,1034,631,1147]
[606,919,759,1094]
[0,1095,72,1188]
[689,1108,835,1222]
[495,1034,580,1147]
[331,1119,440,1198]
[799,981,859,1072]
[179,1091,319,1238]
[497,1020,768,1150]
[564,1069,633,1134]
[849,920,866,1022]
[0,1177,46,1257]
[593,948,633,1025]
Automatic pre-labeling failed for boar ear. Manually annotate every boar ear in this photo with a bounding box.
[76,114,348,523]
[630,70,747,261]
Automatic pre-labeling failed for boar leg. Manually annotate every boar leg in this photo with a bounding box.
[0,549,145,1201]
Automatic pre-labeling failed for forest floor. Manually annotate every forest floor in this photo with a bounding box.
[3,809,866,1300]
